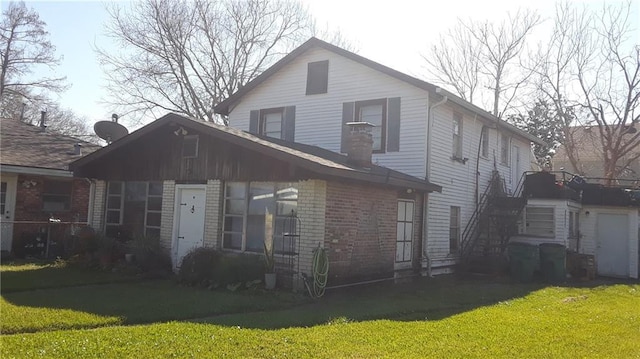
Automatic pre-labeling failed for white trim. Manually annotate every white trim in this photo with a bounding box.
[0,165,73,178]
[171,184,208,269]
[1,174,18,252]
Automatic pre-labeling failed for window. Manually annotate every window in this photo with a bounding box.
[306,60,329,95]
[500,134,510,165]
[104,181,163,239]
[521,207,555,238]
[249,107,295,141]
[341,98,400,153]
[568,211,580,250]
[222,182,298,253]
[452,112,463,159]
[449,206,460,253]
[481,127,489,158]
[42,180,72,212]
[1,181,7,214]
[396,200,414,263]
[182,135,199,158]
[355,99,386,152]
[260,109,283,139]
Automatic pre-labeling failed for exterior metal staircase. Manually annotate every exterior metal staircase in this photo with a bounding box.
[459,170,527,272]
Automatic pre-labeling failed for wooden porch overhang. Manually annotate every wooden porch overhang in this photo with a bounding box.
[70,113,442,193]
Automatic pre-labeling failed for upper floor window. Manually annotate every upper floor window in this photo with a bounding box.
[452,112,463,159]
[43,180,72,212]
[249,106,296,142]
[481,127,489,158]
[182,135,199,158]
[356,99,387,152]
[341,97,401,154]
[306,60,329,95]
[500,134,510,165]
[260,108,283,139]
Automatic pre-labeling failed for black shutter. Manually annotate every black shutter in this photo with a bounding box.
[387,97,401,152]
[282,106,296,141]
[249,110,259,134]
[341,102,355,153]
[306,60,329,95]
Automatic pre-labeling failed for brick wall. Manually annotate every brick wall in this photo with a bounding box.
[160,180,176,252]
[297,180,327,288]
[203,180,222,248]
[324,181,399,285]
[14,175,90,223]
[12,174,91,256]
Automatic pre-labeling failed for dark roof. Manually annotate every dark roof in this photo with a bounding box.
[1,118,101,171]
[70,113,442,192]
[213,37,544,146]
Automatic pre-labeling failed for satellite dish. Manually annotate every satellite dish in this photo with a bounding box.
[94,120,128,144]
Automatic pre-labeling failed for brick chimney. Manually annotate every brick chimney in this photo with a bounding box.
[345,122,374,168]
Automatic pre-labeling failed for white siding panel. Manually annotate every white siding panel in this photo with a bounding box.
[229,47,429,178]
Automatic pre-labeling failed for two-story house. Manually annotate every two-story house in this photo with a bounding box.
[213,37,544,274]
[70,38,544,288]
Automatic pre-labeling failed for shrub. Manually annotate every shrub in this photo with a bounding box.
[177,248,264,289]
[126,236,172,277]
[177,247,221,286]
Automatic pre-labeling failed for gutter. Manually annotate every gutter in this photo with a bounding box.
[423,89,449,277]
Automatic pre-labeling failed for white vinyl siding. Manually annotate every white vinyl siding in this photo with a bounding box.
[228,47,429,179]
[522,207,555,238]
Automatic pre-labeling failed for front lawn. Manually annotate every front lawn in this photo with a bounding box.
[2,284,638,358]
[2,262,638,358]
[1,280,305,334]
[0,261,137,293]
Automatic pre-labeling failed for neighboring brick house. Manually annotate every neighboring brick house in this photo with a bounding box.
[70,113,440,286]
[0,117,100,257]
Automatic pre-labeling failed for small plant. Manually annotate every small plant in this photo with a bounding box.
[263,242,275,274]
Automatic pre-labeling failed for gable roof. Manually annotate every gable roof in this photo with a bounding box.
[213,37,544,145]
[1,117,101,172]
[70,113,441,192]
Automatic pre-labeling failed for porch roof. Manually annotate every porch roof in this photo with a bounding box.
[70,113,442,192]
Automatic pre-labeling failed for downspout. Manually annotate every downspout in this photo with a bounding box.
[475,124,486,207]
[85,178,95,227]
[423,89,448,276]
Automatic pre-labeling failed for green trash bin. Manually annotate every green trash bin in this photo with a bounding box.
[508,242,538,282]
[539,243,566,283]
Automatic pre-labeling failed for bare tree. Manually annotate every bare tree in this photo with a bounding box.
[0,1,66,100]
[538,2,640,182]
[423,23,482,103]
[423,10,541,117]
[97,0,317,125]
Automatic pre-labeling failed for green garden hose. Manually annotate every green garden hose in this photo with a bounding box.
[307,245,328,298]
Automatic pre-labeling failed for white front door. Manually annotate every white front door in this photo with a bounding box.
[1,175,17,253]
[596,213,629,277]
[173,186,206,268]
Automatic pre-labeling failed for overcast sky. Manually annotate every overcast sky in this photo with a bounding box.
[7,0,639,129]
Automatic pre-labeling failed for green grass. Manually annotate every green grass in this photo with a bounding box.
[2,284,638,358]
[0,261,137,292]
[1,280,305,334]
[2,262,638,358]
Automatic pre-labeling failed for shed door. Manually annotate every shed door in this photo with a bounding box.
[596,213,629,277]
[173,186,206,268]
[1,175,17,253]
